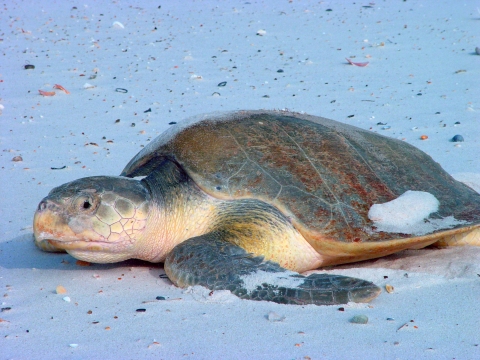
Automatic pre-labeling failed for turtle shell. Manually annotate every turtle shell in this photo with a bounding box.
[121,110,480,246]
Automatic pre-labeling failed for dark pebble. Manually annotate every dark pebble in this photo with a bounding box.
[115,119,120,123]
[136,308,146,312]
[144,108,152,113]
[350,315,368,324]
[417,93,422,96]
[326,9,332,11]
[454,121,461,124]
[217,81,227,87]
[277,69,284,73]
[262,95,270,98]
[451,135,464,142]
[24,64,35,70]
[347,115,355,118]
[51,166,67,170]
[338,307,345,311]
[115,88,128,93]
[168,121,177,125]
[156,296,166,300]
[1,307,12,312]
[131,123,135,127]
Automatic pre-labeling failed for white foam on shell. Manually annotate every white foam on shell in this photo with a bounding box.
[368,191,466,235]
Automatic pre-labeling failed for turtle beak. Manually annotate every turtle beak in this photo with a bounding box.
[33,197,75,252]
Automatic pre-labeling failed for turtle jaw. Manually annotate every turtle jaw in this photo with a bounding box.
[33,199,134,263]
[33,200,79,252]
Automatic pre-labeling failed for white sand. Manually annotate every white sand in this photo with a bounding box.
[1,1,479,359]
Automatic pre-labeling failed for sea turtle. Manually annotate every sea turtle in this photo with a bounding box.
[33,110,480,305]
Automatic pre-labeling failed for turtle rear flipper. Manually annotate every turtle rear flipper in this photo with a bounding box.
[165,236,381,305]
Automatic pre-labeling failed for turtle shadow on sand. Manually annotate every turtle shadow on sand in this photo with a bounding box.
[333,246,480,279]
[0,233,166,277]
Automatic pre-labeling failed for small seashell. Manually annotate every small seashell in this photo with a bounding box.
[451,135,464,142]
[420,135,428,140]
[63,296,71,302]
[56,285,67,294]
[382,126,391,130]
[24,64,35,70]
[256,29,266,36]
[346,58,369,67]
[217,81,227,87]
[69,344,78,348]
[83,83,95,89]
[385,284,394,293]
[12,156,23,162]
[350,315,368,324]
[39,90,56,96]
[112,21,124,29]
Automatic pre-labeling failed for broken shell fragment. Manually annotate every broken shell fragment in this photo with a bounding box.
[56,285,67,294]
[385,284,394,293]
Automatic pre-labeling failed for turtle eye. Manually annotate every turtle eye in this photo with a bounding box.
[73,194,98,213]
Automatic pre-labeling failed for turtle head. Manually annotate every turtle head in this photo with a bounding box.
[33,176,151,263]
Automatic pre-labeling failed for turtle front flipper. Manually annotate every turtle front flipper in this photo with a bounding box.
[165,236,381,305]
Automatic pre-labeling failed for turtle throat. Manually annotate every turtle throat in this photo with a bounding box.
[137,160,217,262]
